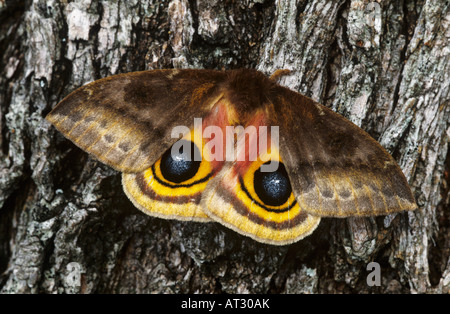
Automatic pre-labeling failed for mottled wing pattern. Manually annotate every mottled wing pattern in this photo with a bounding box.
[46,69,227,173]
[272,86,417,217]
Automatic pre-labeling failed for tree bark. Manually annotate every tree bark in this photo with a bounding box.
[0,0,448,294]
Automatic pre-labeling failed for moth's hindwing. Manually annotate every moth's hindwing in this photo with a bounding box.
[122,99,235,221]
[201,114,321,245]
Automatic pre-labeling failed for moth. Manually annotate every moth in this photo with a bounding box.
[46,68,417,245]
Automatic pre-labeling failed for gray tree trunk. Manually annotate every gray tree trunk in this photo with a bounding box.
[0,0,448,294]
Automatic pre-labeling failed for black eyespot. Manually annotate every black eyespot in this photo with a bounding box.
[253,162,292,207]
[160,140,201,183]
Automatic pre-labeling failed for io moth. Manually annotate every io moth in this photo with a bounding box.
[46,69,417,245]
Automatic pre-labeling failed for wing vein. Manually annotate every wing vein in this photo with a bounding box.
[84,117,121,152]
[102,126,135,159]
[66,107,95,137]
[343,172,360,216]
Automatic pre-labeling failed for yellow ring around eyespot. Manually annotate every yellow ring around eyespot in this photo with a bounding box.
[236,173,301,223]
[236,146,302,223]
[145,127,214,197]
[143,161,211,197]
[122,172,210,221]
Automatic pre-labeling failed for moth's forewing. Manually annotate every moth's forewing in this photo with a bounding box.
[46,69,226,173]
[272,86,417,217]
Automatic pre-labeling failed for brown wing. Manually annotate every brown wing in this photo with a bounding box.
[46,69,227,172]
[271,86,417,217]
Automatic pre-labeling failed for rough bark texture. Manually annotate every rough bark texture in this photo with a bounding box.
[0,0,449,294]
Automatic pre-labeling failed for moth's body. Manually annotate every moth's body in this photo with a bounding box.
[46,68,417,245]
